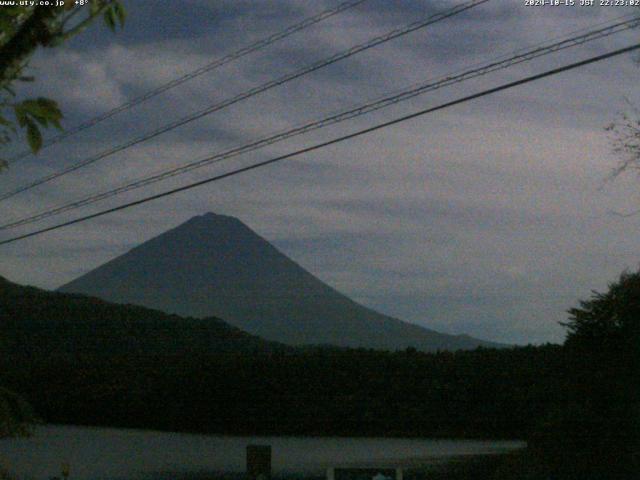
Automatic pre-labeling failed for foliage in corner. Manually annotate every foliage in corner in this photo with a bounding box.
[524,270,640,478]
[563,269,640,351]
[0,0,125,170]
[0,0,125,452]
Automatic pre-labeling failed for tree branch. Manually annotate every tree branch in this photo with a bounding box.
[0,6,58,86]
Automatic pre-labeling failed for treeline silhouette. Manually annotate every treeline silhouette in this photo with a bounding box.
[2,346,564,439]
[1,272,638,478]
[1,275,562,438]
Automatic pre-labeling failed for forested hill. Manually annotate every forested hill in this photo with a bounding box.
[1,275,567,440]
[0,275,287,355]
[0,274,556,438]
[2,272,638,477]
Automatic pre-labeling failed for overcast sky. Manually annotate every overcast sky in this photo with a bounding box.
[1,0,640,345]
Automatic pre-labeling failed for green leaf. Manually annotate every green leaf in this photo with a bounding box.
[20,99,48,118]
[114,3,126,27]
[13,105,27,127]
[104,8,116,32]
[89,0,103,16]
[50,117,63,131]
[15,98,62,127]
[25,118,42,153]
[36,98,62,119]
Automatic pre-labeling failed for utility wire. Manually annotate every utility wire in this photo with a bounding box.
[3,14,638,231]
[1,42,638,246]
[0,0,490,202]
[5,0,370,164]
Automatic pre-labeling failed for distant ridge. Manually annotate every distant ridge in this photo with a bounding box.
[59,213,504,351]
[0,274,285,356]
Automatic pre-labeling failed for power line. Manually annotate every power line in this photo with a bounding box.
[5,0,370,164]
[3,14,638,231]
[2,42,638,247]
[4,14,637,229]
[0,0,490,202]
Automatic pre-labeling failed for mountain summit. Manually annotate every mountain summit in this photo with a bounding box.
[59,213,501,351]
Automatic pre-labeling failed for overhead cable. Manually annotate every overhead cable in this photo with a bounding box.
[0,0,490,201]
[5,0,370,164]
[3,14,638,231]
[2,42,638,246]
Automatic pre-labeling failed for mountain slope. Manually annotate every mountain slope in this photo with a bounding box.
[0,275,285,356]
[59,213,503,351]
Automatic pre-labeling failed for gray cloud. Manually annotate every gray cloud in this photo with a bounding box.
[2,0,640,345]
